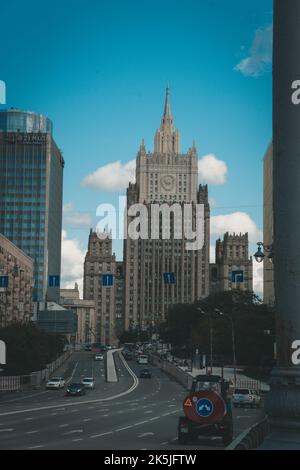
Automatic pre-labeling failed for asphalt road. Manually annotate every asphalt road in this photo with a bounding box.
[0,351,264,450]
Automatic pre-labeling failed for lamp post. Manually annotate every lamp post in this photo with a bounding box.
[254,242,274,264]
[264,0,300,430]
[197,307,213,374]
[215,308,237,385]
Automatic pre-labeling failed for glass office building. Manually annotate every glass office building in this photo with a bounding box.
[0,109,64,302]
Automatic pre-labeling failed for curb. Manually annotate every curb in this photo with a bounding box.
[226,416,269,450]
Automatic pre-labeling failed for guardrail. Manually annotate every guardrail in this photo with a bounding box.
[226,417,269,450]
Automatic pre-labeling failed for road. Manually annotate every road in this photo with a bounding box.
[0,351,264,450]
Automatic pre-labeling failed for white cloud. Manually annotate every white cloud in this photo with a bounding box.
[81,160,136,192]
[253,259,264,298]
[235,24,272,77]
[61,230,86,296]
[198,154,228,186]
[63,202,92,228]
[211,212,262,243]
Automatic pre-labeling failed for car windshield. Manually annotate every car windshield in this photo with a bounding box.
[70,384,81,388]
[50,378,60,382]
[234,389,250,394]
[83,378,93,382]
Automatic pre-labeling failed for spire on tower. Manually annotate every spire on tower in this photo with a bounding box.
[163,82,172,118]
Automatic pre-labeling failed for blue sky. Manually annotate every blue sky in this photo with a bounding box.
[0,0,273,294]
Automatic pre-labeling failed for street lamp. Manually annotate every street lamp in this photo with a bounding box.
[254,242,274,263]
[197,307,213,374]
[214,308,237,385]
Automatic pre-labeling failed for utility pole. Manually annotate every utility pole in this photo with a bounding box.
[265,0,300,429]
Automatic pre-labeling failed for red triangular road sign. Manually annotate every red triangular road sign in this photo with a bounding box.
[184,398,193,407]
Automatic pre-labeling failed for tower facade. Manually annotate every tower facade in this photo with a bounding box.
[124,86,210,331]
[210,232,253,294]
[83,230,122,345]
[0,109,64,302]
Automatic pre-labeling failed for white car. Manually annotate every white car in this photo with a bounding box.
[82,377,95,389]
[232,388,262,408]
[46,377,65,389]
[137,355,149,365]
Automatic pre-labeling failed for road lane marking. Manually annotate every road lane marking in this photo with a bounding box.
[28,445,45,449]
[148,417,160,421]
[0,391,50,404]
[72,438,83,442]
[144,411,153,414]
[133,421,148,426]
[26,430,38,435]
[66,361,79,384]
[90,431,113,439]
[138,432,154,438]
[0,428,14,432]
[59,424,69,428]
[116,426,133,432]
[24,418,33,421]
[161,441,168,445]
[83,418,91,422]
[63,429,83,435]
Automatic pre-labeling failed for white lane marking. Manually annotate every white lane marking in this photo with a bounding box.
[103,414,109,417]
[138,432,154,438]
[83,418,91,422]
[88,406,95,410]
[116,426,133,432]
[0,428,14,432]
[72,438,83,442]
[0,353,138,418]
[90,431,113,439]
[26,430,39,435]
[133,421,148,426]
[161,441,168,445]
[63,429,83,435]
[144,411,153,414]
[24,417,33,421]
[66,361,79,384]
[168,404,176,407]
[28,445,45,449]
[70,409,79,413]
[148,417,160,421]
[59,424,69,428]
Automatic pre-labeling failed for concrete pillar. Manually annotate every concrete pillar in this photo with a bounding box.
[265,0,300,428]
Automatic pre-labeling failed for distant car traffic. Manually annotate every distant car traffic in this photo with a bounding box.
[232,388,262,408]
[65,383,86,396]
[139,369,152,379]
[84,344,92,351]
[81,377,95,389]
[46,377,65,389]
[122,350,133,360]
[94,353,104,361]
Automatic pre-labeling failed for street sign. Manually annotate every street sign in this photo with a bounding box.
[163,272,176,284]
[232,270,244,283]
[0,276,8,288]
[49,275,60,287]
[102,274,113,287]
[183,391,226,424]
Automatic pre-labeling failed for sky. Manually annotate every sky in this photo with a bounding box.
[0,0,273,296]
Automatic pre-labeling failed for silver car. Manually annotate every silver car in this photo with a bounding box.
[82,377,95,389]
[232,388,261,408]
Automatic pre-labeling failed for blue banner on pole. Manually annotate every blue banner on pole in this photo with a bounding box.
[232,271,244,283]
[102,274,113,287]
[49,275,60,287]
[0,276,8,288]
[164,272,176,284]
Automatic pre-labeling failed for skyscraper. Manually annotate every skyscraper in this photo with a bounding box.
[0,109,64,303]
[209,232,253,294]
[83,230,122,345]
[124,85,210,331]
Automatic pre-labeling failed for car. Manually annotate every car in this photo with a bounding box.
[137,355,148,365]
[123,350,133,360]
[82,377,95,389]
[65,383,86,396]
[94,353,104,361]
[46,377,65,389]
[84,344,92,351]
[139,369,152,379]
[232,388,261,408]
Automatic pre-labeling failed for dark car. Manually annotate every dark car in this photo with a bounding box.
[65,383,86,396]
[123,350,133,360]
[139,369,152,379]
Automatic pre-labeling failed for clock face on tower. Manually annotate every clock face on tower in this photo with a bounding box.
[160,174,175,191]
